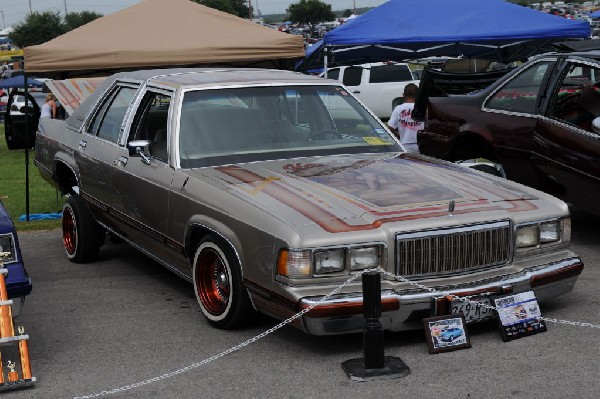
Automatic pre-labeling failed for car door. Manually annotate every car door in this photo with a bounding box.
[76,83,139,227]
[480,60,555,188]
[110,89,181,269]
[533,59,600,213]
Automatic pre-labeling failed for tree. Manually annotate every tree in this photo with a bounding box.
[64,11,103,31]
[195,0,250,19]
[343,9,353,18]
[9,11,65,48]
[287,0,335,35]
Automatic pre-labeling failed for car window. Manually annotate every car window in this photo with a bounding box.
[178,85,398,168]
[342,67,362,86]
[327,68,340,80]
[130,91,172,163]
[485,61,552,114]
[369,64,414,83]
[548,62,600,133]
[88,86,137,143]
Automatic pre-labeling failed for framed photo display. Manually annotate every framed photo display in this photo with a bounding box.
[494,291,547,342]
[422,314,471,354]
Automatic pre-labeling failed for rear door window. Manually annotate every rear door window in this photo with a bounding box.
[342,67,363,86]
[88,85,137,143]
[369,64,414,83]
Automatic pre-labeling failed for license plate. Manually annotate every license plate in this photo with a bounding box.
[450,296,495,323]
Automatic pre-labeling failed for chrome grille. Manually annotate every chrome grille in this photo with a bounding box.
[396,221,511,277]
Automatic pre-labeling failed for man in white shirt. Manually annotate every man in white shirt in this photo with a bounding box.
[387,83,423,153]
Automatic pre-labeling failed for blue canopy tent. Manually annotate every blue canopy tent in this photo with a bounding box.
[0,75,44,89]
[591,11,600,18]
[300,0,591,71]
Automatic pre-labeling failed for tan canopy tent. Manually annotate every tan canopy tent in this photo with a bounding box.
[24,0,304,76]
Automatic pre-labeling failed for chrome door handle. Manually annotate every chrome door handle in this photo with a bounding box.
[115,156,128,166]
[352,90,360,94]
[79,140,87,148]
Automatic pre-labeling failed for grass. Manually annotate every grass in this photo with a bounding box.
[0,125,63,231]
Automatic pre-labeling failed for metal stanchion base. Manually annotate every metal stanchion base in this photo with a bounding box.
[341,356,410,381]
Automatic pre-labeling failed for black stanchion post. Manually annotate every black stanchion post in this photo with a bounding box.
[341,271,410,381]
[362,271,384,369]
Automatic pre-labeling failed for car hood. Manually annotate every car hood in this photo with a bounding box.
[190,153,539,231]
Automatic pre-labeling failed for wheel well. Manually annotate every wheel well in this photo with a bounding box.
[55,162,78,195]
[185,226,213,261]
[448,133,496,162]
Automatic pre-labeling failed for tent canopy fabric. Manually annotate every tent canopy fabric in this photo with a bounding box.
[0,75,43,89]
[25,0,304,75]
[301,0,591,69]
[591,11,600,18]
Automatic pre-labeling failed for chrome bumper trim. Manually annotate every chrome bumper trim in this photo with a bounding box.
[299,257,582,335]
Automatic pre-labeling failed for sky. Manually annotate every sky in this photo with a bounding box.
[0,0,389,28]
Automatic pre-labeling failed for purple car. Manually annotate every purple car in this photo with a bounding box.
[0,201,32,316]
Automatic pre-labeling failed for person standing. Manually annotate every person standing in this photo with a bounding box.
[40,93,57,119]
[387,83,424,153]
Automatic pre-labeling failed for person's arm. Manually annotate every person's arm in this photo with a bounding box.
[51,101,57,118]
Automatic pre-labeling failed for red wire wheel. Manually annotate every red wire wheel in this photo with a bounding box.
[195,245,231,317]
[62,204,77,256]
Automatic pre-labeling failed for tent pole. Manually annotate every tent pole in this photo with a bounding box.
[324,46,328,78]
[24,73,30,222]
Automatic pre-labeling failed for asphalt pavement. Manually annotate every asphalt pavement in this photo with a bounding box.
[3,207,599,399]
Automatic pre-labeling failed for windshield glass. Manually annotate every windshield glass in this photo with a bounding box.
[178,85,400,168]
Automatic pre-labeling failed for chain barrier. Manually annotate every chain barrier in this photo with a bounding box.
[73,269,369,399]
[73,268,599,398]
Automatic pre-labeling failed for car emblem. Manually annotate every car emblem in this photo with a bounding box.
[448,200,455,216]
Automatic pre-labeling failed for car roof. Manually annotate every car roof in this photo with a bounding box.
[112,68,328,89]
[66,67,340,131]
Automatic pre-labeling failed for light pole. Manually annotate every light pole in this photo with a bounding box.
[0,11,4,30]
[28,0,32,13]
[64,0,68,16]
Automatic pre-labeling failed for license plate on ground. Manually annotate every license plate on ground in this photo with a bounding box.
[450,296,495,323]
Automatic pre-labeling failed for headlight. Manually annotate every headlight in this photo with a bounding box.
[277,244,384,278]
[516,226,539,248]
[314,249,345,274]
[515,219,567,251]
[0,234,16,264]
[540,222,560,243]
[349,247,379,270]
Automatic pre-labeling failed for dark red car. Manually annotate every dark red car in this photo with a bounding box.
[418,49,600,215]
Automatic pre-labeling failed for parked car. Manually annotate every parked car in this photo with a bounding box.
[322,62,420,120]
[0,201,33,316]
[34,68,583,335]
[417,49,600,215]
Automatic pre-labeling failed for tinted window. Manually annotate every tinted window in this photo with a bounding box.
[486,61,552,114]
[89,86,137,143]
[342,67,362,86]
[369,65,414,83]
[327,69,340,80]
[549,63,600,133]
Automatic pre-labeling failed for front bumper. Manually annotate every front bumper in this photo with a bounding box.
[298,257,583,335]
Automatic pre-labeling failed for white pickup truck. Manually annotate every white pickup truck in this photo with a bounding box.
[323,62,420,120]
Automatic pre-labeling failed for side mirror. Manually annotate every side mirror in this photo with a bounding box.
[593,117,600,135]
[127,140,151,165]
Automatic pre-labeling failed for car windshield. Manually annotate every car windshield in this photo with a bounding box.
[178,85,400,168]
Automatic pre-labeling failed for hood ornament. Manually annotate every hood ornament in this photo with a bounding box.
[448,200,455,217]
